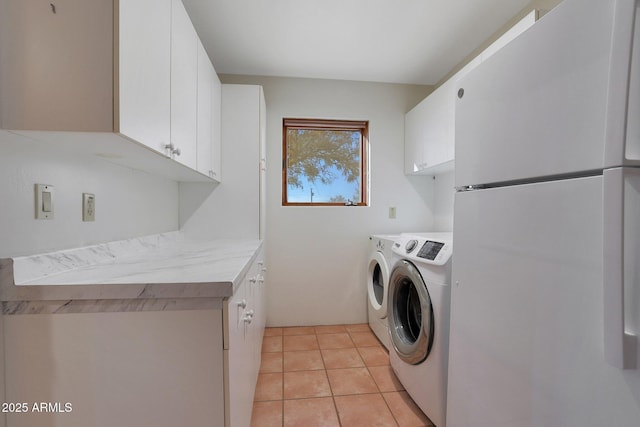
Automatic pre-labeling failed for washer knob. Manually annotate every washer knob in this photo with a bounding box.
[405,239,418,253]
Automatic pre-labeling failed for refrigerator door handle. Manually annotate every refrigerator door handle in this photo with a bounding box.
[603,168,638,369]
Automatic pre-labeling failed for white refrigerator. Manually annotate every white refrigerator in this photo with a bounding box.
[447,0,640,426]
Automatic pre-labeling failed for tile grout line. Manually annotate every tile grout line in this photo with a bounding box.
[257,325,419,427]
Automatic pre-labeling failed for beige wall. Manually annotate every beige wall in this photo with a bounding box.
[220,75,433,326]
[0,132,179,258]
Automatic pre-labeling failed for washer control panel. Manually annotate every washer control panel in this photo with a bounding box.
[393,233,452,266]
[417,240,445,261]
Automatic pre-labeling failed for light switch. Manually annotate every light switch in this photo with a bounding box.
[42,192,52,212]
[389,206,397,219]
[35,184,54,220]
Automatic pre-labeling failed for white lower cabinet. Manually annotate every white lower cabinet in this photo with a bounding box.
[2,252,266,427]
[3,310,225,427]
[224,247,266,427]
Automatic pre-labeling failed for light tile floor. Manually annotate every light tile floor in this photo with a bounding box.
[252,324,434,427]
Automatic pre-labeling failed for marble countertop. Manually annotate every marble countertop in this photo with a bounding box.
[0,232,263,314]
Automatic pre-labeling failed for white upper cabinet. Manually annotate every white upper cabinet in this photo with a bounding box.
[196,39,222,180]
[170,0,198,170]
[405,75,459,175]
[404,10,538,176]
[198,85,265,239]
[0,0,219,182]
[118,0,172,153]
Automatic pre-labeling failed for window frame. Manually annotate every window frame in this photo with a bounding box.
[282,118,369,206]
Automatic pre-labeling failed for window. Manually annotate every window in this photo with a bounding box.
[282,118,369,206]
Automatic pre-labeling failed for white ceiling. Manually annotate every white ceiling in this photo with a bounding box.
[182,0,531,85]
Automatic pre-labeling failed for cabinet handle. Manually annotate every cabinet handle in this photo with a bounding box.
[236,299,247,309]
[162,143,181,159]
[163,143,174,158]
[249,276,257,284]
[243,310,254,324]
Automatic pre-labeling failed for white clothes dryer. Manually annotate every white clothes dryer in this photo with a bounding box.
[388,232,453,427]
[367,234,398,350]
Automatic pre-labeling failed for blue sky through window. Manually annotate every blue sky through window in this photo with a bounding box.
[287,165,361,203]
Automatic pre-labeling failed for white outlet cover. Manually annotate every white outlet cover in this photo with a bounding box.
[83,193,95,222]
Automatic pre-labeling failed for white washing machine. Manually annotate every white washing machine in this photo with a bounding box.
[388,232,453,427]
[367,234,398,350]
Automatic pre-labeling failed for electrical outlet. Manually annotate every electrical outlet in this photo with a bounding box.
[83,193,95,222]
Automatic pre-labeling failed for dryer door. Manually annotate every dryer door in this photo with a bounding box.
[368,251,389,318]
[388,259,434,365]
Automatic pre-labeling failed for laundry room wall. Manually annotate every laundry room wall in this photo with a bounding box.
[218,75,434,326]
[0,131,179,258]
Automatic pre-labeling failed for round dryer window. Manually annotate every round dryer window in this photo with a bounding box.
[372,264,384,305]
[388,259,434,365]
[368,251,390,317]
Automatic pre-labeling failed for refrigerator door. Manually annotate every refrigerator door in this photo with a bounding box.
[455,0,640,188]
[447,176,640,427]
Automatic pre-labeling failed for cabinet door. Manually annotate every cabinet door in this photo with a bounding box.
[196,39,213,177]
[215,85,261,238]
[259,87,267,239]
[4,310,224,427]
[118,0,172,152]
[196,39,222,180]
[404,100,427,174]
[170,0,198,169]
[405,80,456,175]
[422,80,455,169]
[245,255,265,389]
[211,71,223,181]
[226,279,255,427]
[254,253,267,373]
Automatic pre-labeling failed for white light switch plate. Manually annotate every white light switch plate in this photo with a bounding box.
[35,184,54,220]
